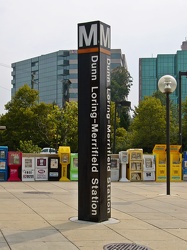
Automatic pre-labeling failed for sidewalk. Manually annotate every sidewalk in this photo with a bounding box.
[0,181,187,250]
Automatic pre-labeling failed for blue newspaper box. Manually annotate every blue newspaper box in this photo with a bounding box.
[183,152,187,181]
[183,152,187,180]
[0,146,8,181]
[183,151,187,161]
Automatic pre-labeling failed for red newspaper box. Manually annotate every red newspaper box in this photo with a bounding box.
[8,151,22,181]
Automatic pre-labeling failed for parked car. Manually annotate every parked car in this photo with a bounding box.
[40,148,57,154]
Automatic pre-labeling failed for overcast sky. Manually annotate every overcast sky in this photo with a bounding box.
[0,0,187,114]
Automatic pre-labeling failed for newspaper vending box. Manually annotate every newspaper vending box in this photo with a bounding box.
[0,146,8,181]
[48,156,61,181]
[22,156,35,181]
[58,146,70,181]
[35,157,48,181]
[8,151,22,181]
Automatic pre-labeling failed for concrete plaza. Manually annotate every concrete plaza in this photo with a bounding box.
[0,181,187,249]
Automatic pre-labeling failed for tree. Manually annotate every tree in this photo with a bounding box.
[0,85,59,150]
[31,103,60,148]
[118,105,131,130]
[111,66,132,102]
[152,90,178,131]
[115,127,129,152]
[57,102,78,152]
[152,90,166,105]
[111,67,132,131]
[0,84,79,152]
[19,140,41,153]
[0,85,38,150]
[129,96,178,153]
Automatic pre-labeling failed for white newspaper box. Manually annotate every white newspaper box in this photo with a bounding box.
[35,157,48,181]
[143,154,155,181]
[22,157,35,181]
[119,151,129,182]
[143,154,155,171]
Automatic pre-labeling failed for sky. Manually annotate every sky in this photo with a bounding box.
[0,0,187,114]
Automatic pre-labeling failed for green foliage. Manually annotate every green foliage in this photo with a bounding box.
[0,85,60,150]
[18,140,41,153]
[0,85,77,153]
[118,106,131,130]
[152,91,166,105]
[31,103,60,148]
[111,102,132,152]
[5,84,39,111]
[1,85,38,149]
[129,96,178,153]
[111,67,132,102]
[111,102,119,152]
[0,68,135,154]
[111,67,132,132]
[2,85,39,146]
[1,78,182,155]
[110,102,120,134]
[152,90,178,130]
[57,102,78,152]
[115,127,129,152]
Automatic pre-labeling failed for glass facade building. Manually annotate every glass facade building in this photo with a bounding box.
[139,43,187,104]
[11,49,127,107]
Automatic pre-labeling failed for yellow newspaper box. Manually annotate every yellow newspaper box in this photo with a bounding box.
[170,145,182,181]
[153,144,182,182]
[58,146,70,181]
[127,149,143,181]
[153,144,166,182]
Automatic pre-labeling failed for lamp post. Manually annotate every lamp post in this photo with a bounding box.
[113,100,131,154]
[178,71,187,152]
[158,75,177,195]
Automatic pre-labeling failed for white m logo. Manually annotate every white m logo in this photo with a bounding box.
[100,24,110,48]
[79,24,97,47]
[79,22,111,49]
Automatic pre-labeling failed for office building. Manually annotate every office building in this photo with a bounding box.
[139,40,187,104]
[11,49,127,107]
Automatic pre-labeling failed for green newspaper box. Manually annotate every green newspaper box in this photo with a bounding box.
[70,153,78,181]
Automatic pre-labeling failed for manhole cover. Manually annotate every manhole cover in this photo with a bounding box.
[23,191,52,194]
[103,243,152,250]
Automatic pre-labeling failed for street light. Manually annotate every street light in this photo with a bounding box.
[178,71,187,152]
[158,75,177,195]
